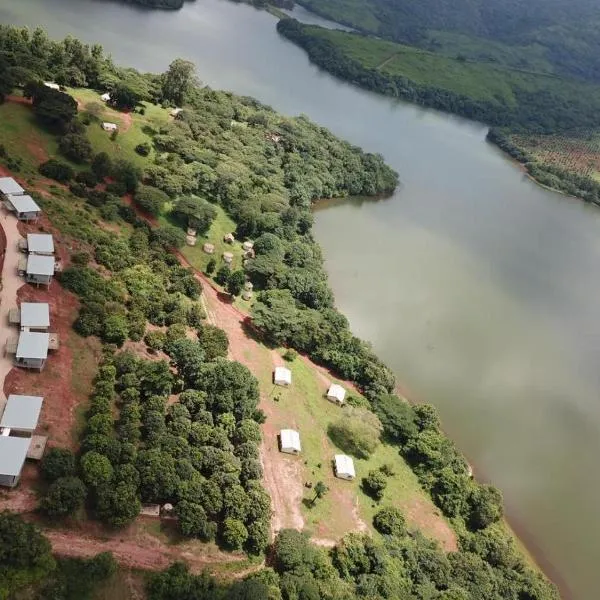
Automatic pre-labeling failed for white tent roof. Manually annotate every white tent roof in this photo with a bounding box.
[0,177,24,196]
[334,454,356,478]
[1,395,43,430]
[27,233,54,254]
[26,254,55,276]
[280,429,301,452]
[327,383,346,402]
[274,366,292,385]
[8,195,40,214]
[20,303,50,329]
[16,331,49,360]
[0,437,30,477]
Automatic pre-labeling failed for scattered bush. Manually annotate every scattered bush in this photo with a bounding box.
[328,407,382,459]
[39,159,74,182]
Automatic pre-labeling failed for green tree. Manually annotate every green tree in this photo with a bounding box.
[102,313,129,346]
[24,81,77,132]
[176,501,217,540]
[227,270,246,296]
[161,58,197,106]
[196,324,229,361]
[215,265,230,287]
[40,447,75,482]
[468,484,503,530]
[362,469,387,500]
[109,83,140,110]
[59,132,93,163]
[172,196,217,233]
[311,481,328,506]
[373,506,406,536]
[205,258,216,275]
[135,185,169,216]
[80,451,114,487]
[222,518,248,550]
[95,481,141,527]
[152,224,186,249]
[40,476,87,518]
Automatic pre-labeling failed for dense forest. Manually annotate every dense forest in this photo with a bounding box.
[295,0,600,83]
[0,24,559,599]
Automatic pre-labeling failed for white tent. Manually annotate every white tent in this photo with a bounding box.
[280,429,301,454]
[102,122,118,132]
[334,454,356,480]
[327,383,346,405]
[274,366,292,387]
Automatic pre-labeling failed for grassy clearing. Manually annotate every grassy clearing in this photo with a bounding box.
[259,350,453,545]
[298,0,380,33]
[92,568,146,600]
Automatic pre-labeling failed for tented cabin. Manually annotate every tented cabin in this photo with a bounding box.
[26,233,54,256]
[43,82,60,90]
[14,331,50,370]
[4,195,41,221]
[274,366,292,387]
[0,395,43,435]
[0,177,25,199]
[19,254,55,286]
[334,454,356,481]
[279,429,301,454]
[0,437,31,488]
[10,302,50,332]
[102,122,118,132]
[327,384,346,405]
[100,92,111,102]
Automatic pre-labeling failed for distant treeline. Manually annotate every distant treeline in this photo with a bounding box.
[276,19,600,134]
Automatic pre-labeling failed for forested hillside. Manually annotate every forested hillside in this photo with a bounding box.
[296,0,600,82]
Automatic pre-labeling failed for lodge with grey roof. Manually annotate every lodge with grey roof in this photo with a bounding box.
[0,395,43,435]
[0,437,32,488]
[18,254,55,286]
[25,233,54,256]
[10,302,51,332]
[0,176,25,199]
[4,194,41,221]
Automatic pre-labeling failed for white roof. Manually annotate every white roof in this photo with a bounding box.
[0,436,30,477]
[101,92,111,101]
[27,254,55,276]
[16,331,49,360]
[0,178,25,196]
[20,303,50,329]
[102,122,118,129]
[274,366,292,384]
[327,383,346,402]
[280,429,301,452]
[1,395,43,430]
[334,454,356,478]
[7,195,40,214]
[27,233,54,254]
[44,82,60,90]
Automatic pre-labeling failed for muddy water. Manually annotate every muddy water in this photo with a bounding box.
[3,0,600,596]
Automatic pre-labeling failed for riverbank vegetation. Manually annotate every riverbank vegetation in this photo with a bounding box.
[0,23,559,599]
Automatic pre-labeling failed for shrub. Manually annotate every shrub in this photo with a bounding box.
[75,170,99,187]
[328,407,382,459]
[59,132,93,163]
[222,518,248,550]
[40,476,87,518]
[205,258,216,275]
[39,159,74,182]
[135,142,151,156]
[40,447,76,482]
[362,469,387,500]
[373,506,406,536]
[283,348,297,362]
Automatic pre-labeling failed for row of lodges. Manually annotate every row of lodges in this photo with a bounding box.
[0,178,56,487]
[274,366,355,480]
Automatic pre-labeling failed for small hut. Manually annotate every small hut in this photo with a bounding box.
[102,122,118,132]
[274,366,292,387]
[242,290,253,301]
[100,92,111,102]
[334,454,356,481]
[186,235,197,246]
[44,82,60,91]
[326,384,346,405]
[242,240,254,251]
[187,227,197,237]
[203,243,215,254]
[223,233,235,244]
[244,281,253,291]
[243,248,256,259]
[279,429,301,454]
[222,252,234,264]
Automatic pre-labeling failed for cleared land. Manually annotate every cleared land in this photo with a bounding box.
[0,90,456,572]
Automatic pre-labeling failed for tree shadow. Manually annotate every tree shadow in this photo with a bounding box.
[216,291,233,304]
[302,498,316,510]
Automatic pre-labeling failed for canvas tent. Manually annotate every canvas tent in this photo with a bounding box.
[327,383,346,405]
[0,395,43,434]
[280,429,301,454]
[334,454,356,480]
[274,366,292,386]
[0,436,31,487]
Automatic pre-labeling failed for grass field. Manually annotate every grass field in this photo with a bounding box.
[259,349,454,546]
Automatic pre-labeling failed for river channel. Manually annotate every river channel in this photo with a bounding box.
[2,0,600,596]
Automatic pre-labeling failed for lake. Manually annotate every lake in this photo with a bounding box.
[3,0,600,596]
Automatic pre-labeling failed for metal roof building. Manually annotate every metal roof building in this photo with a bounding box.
[0,395,43,433]
[274,366,292,387]
[24,254,55,286]
[16,331,50,370]
[27,233,54,255]
[280,429,301,454]
[327,383,346,405]
[0,177,25,197]
[334,454,356,480]
[5,195,41,221]
[20,303,50,331]
[0,436,31,487]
